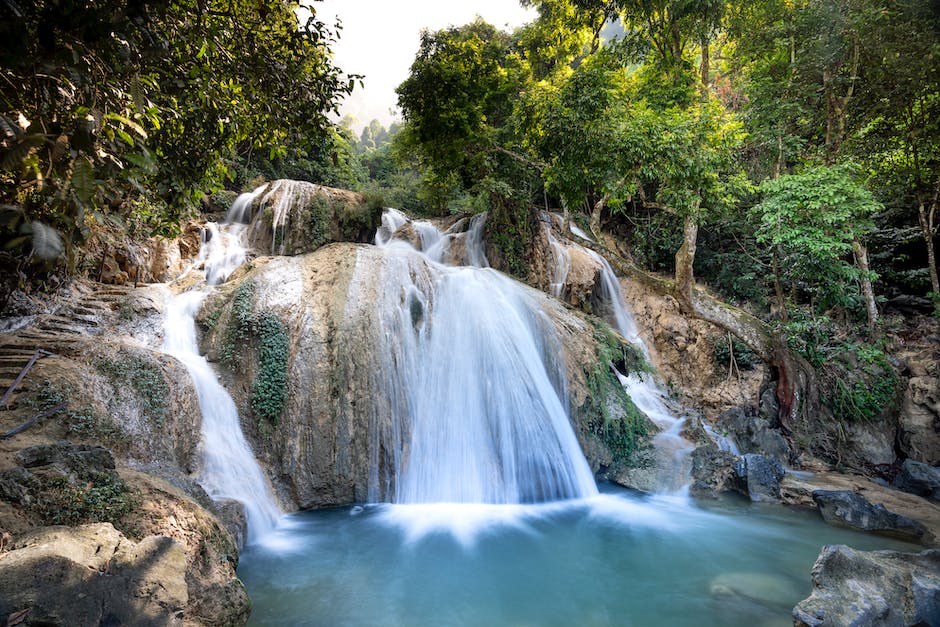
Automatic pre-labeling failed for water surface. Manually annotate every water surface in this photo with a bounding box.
[239,484,917,626]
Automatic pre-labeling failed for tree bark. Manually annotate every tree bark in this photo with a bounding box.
[851,238,878,338]
[674,215,698,309]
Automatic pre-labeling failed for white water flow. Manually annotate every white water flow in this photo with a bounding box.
[365,211,596,504]
[163,200,281,543]
[546,224,697,492]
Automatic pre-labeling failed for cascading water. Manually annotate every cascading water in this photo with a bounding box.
[162,195,281,543]
[361,214,595,504]
[545,221,699,492]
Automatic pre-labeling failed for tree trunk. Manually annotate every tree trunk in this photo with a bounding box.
[772,247,788,322]
[851,238,878,338]
[674,215,698,309]
[917,192,940,307]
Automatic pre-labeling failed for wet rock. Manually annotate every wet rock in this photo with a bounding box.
[812,489,931,543]
[738,453,785,502]
[893,459,940,502]
[0,523,188,626]
[716,407,789,461]
[689,446,745,499]
[793,544,940,627]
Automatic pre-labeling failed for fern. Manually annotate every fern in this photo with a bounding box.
[71,156,95,205]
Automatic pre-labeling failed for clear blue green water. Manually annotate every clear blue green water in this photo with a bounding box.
[238,484,918,626]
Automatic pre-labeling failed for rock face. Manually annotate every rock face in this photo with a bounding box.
[813,490,931,544]
[0,523,188,626]
[793,545,940,627]
[201,243,655,508]
[900,374,940,466]
[238,180,382,256]
[894,459,940,501]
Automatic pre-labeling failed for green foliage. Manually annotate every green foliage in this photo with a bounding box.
[220,281,257,370]
[250,312,289,425]
[0,0,355,273]
[752,164,882,312]
[96,351,169,426]
[302,194,332,252]
[36,472,135,526]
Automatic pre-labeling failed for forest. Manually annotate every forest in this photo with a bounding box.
[1,0,939,441]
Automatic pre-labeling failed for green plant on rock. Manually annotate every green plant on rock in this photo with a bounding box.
[28,381,124,442]
[35,472,136,527]
[219,279,289,426]
[711,334,758,371]
[822,344,900,423]
[302,194,332,251]
[584,319,651,464]
[96,351,168,426]
[250,311,289,426]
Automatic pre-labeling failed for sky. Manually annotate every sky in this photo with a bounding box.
[312,0,536,133]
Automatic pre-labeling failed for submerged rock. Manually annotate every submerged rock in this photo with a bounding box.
[793,544,940,627]
[894,459,940,502]
[709,571,802,608]
[812,489,931,544]
[0,523,188,626]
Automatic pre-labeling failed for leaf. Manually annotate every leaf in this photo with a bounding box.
[29,221,64,260]
[71,156,95,205]
[51,134,69,162]
[104,113,147,139]
[6,607,30,626]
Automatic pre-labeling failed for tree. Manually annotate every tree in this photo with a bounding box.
[751,165,883,335]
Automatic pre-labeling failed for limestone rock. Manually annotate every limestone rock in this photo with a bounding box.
[0,523,188,626]
[689,446,746,499]
[813,489,931,543]
[215,499,248,551]
[15,441,115,473]
[899,375,940,465]
[793,545,940,627]
[894,459,940,502]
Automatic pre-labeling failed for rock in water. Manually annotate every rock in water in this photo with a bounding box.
[688,445,746,499]
[738,453,785,502]
[793,545,940,627]
[812,489,931,543]
[893,459,940,501]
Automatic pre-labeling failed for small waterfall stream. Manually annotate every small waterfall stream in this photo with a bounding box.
[162,201,281,543]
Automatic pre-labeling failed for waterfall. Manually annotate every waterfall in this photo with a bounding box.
[546,223,698,492]
[163,200,281,542]
[363,212,597,504]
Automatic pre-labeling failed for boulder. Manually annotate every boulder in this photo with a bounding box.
[215,499,248,551]
[893,459,940,502]
[812,489,931,544]
[689,446,746,499]
[15,441,115,474]
[0,523,188,626]
[738,453,785,502]
[793,545,940,627]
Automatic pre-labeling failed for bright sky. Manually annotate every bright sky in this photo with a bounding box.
[313,0,535,133]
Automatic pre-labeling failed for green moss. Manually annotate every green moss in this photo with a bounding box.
[28,381,124,442]
[96,351,168,426]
